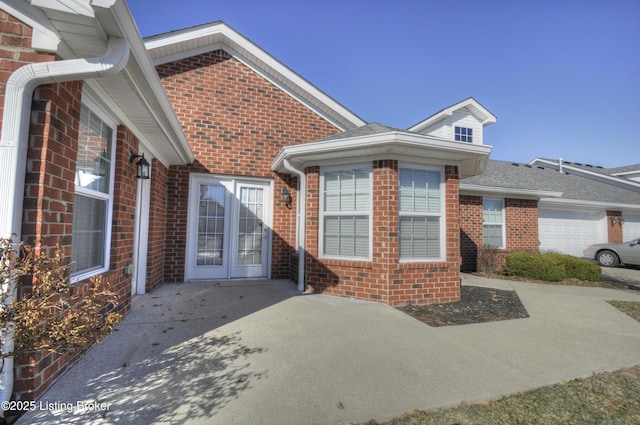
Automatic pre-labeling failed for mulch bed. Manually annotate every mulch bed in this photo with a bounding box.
[397,285,529,327]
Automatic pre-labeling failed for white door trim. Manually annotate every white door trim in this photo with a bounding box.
[185,173,273,281]
[132,161,151,295]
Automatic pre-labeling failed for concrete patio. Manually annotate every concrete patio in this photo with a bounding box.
[16,274,640,424]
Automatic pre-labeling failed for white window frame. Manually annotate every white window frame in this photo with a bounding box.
[319,164,373,261]
[483,198,506,249]
[454,126,473,143]
[398,164,446,262]
[71,97,116,283]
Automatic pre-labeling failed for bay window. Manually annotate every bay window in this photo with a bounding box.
[71,102,115,281]
[399,166,444,261]
[320,165,371,259]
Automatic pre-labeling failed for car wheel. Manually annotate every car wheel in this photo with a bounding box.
[596,250,619,267]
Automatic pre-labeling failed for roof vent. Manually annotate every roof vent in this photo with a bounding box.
[525,164,532,168]
[537,166,545,169]
[511,163,520,166]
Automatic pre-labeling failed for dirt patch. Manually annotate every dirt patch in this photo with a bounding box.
[397,285,529,327]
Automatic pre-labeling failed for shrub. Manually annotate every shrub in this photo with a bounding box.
[505,251,601,282]
[0,239,122,357]
[544,253,601,281]
[505,252,565,282]
[477,245,503,274]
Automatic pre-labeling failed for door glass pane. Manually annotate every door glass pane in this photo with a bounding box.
[237,187,264,266]
[196,184,226,266]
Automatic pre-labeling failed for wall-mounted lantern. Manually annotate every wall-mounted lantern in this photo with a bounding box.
[129,152,150,179]
[282,187,292,205]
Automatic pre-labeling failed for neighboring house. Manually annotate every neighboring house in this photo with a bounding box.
[459,160,640,270]
[1,0,638,405]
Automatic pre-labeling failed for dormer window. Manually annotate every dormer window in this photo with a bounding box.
[455,126,473,143]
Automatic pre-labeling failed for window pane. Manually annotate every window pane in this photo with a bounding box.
[324,169,369,212]
[399,168,441,213]
[399,216,440,259]
[483,199,503,223]
[76,105,112,193]
[323,216,369,257]
[71,194,106,274]
[484,224,503,248]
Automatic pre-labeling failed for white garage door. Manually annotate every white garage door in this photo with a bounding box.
[539,209,606,257]
[623,213,640,241]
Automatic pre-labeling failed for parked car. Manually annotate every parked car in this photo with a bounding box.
[583,238,640,267]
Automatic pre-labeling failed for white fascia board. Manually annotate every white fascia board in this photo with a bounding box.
[272,131,492,172]
[563,165,640,190]
[539,197,640,212]
[459,183,563,200]
[408,98,497,132]
[92,0,195,165]
[529,158,640,190]
[145,22,366,130]
[2,0,61,51]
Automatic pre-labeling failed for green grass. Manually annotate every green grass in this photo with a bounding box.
[363,366,640,425]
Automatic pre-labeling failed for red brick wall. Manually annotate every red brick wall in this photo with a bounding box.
[505,198,538,252]
[15,82,135,401]
[4,11,139,400]
[607,210,623,243]
[305,162,461,306]
[459,196,539,272]
[156,50,340,281]
[460,195,483,271]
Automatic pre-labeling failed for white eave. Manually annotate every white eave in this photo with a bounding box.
[409,97,497,133]
[10,0,194,166]
[459,183,563,200]
[144,21,366,132]
[272,132,493,178]
[538,197,640,212]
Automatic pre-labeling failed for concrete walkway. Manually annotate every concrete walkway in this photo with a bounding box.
[16,275,640,425]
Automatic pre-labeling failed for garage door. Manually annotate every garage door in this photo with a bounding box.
[539,209,606,257]
[623,213,640,241]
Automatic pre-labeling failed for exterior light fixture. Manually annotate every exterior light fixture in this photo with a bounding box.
[129,152,150,179]
[282,187,292,205]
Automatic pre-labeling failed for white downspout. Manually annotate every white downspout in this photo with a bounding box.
[282,159,307,293]
[0,37,130,409]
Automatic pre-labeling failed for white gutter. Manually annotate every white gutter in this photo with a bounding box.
[281,159,307,293]
[0,36,130,410]
[539,197,640,212]
[459,183,563,199]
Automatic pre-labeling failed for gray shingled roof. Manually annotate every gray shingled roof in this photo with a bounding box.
[538,158,640,178]
[462,160,640,204]
[313,122,407,143]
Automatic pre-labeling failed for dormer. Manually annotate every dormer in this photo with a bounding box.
[408,97,496,145]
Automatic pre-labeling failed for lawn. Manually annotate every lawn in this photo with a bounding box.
[363,365,640,424]
[379,273,640,424]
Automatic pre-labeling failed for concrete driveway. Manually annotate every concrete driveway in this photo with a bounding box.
[16,275,640,425]
[601,264,640,287]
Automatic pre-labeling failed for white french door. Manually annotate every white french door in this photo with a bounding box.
[185,175,271,281]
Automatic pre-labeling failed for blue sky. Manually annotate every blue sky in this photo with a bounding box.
[129,0,639,168]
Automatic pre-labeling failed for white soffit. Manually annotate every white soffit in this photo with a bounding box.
[21,0,194,166]
[144,22,366,131]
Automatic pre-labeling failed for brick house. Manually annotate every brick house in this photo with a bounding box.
[1,0,640,404]
[460,160,640,271]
